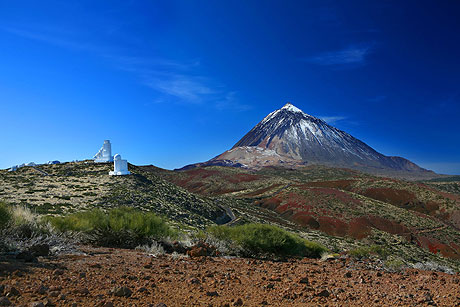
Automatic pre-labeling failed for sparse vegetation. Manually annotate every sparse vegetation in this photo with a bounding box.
[349,244,389,259]
[385,258,405,271]
[0,201,12,229]
[1,161,460,270]
[48,207,178,248]
[0,203,73,255]
[207,223,326,258]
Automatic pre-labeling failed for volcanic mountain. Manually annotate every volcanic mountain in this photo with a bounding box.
[183,103,435,178]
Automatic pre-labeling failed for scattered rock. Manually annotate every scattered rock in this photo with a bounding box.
[264,283,275,289]
[187,278,200,285]
[74,287,90,295]
[53,269,64,276]
[0,297,11,306]
[186,242,217,257]
[49,286,62,292]
[13,270,24,277]
[49,291,60,297]
[162,240,187,254]
[3,244,460,306]
[5,287,19,297]
[322,254,338,261]
[424,293,433,301]
[16,251,36,262]
[112,286,132,297]
[316,289,330,297]
[36,285,48,295]
[29,244,50,257]
[29,303,45,307]
[298,276,309,284]
[206,291,219,297]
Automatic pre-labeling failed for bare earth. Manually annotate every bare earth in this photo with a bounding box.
[1,246,460,307]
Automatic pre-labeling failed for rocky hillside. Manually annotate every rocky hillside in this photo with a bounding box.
[0,161,227,228]
[2,245,460,306]
[1,161,459,270]
[147,164,460,269]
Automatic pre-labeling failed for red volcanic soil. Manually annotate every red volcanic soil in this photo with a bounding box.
[243,184,284,198]
[304,180,357,190]
[256,187,460,259]
[180,168,221,180]
[225,173,261,184]
[416,237,460,260]
[1,246,460,306]
[360,188,445,216]
[361,188,417,206]
[259,191,390,239]
[170,169,262,195]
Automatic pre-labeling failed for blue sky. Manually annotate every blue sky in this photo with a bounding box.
[1,1,459,174]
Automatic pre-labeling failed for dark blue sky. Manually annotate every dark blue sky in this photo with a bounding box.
[1,1,459,174]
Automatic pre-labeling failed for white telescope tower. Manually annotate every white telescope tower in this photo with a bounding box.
[94,140,113,163]
[109,154,130,176]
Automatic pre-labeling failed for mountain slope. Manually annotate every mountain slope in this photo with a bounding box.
[0,161,229,228]
[183,103,436,179]
[150,164,460,267]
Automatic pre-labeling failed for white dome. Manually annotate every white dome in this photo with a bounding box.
[114,154,121,160]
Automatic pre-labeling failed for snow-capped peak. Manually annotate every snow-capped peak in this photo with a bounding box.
[281,103,303,113]
[219,101,428,175]
[261,103,313,124]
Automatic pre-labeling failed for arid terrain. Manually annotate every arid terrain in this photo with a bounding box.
[3,1,460,306]
[1,161,460,306]
[1,246,460,307]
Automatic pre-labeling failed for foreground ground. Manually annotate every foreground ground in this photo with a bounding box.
[1,246,459,306]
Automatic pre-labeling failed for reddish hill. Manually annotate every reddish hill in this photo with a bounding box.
[146,165,460,260]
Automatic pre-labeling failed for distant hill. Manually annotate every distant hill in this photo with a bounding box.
[426,175,460,182]
[147,163,460,266]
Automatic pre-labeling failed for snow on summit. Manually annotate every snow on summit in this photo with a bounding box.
[228,103,430,173]
[281,103,303,113]
[184,102,432,176]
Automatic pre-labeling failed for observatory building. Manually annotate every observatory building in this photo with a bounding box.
[109,154,130,176]
[94,140,113,162]
[93,140,130,175]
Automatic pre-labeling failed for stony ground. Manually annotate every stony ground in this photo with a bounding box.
[1,246,460,306]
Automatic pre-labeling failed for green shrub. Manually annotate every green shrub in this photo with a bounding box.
[385,258,405,271]
[1,204,58,254]
[349,245,389,259]
[207,223,326,259]
[48,207,178,248]
[0,202,12,229]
